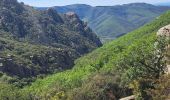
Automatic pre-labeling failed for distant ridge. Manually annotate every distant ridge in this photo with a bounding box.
[156,2,170,6]
[37,3,170,42]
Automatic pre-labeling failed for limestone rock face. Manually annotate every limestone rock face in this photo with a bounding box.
[157,24,170,37]
[157,25,170,74]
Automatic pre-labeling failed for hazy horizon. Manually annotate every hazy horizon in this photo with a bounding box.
[17,0,169,7]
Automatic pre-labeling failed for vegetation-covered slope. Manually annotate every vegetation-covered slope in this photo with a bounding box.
[21,9,170,100]
[40,3,170,42]
[0,0,101,84]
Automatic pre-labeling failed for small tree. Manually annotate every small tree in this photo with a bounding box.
[117,35,169,99]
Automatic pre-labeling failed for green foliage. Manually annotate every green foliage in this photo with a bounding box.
[67,74,131,100]
[0,83,32,100]
[117,35,168,85]
[117,35,169,99]
[22,10,170,100]
[0,0,101,87]
[1,2,170,99]
[0,34,79,85]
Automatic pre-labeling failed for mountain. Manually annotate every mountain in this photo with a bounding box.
[0,0,170,100]
[1,1,170,100]
[39,3,170,42]
[0,0,101,83]
[20,8,170,100]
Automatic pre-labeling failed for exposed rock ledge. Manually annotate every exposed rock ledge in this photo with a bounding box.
[157,24,170,37]
[157,24,170,74]
[119,95,135,100]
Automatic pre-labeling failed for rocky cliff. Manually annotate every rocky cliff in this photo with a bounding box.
[0,0,102,81]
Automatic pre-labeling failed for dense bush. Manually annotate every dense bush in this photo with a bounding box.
[0,83,32,100]
[67,74,132,100]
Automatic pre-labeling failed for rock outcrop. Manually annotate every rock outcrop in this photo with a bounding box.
[157,25,170,74]
[157,24,170,37]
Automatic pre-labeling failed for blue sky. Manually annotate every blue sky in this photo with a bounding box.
[17,0,169,7]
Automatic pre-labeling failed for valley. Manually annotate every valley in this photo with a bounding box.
[38,3,170,42]
[0,0,170,100]
[22,10,170,100]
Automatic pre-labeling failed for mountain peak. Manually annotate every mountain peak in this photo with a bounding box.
[46,8,64,23]
[65,12,80,20]
[66,12,77,16]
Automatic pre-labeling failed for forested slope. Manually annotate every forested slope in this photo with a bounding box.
[22,9,170,100]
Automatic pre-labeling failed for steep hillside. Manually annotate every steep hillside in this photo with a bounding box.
[39,3,170,42]
[23,9,170,100]
[0,0,101,84]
